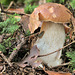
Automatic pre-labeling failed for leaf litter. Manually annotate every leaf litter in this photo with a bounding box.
[0,5,75,75]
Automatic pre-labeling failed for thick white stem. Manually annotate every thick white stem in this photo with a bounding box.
[35,22,65,67]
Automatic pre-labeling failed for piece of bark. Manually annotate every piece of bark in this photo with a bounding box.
[0,51,12,66]
[20,15,30,33]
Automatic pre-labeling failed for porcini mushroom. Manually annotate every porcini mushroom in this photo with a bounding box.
[28,3,72,67]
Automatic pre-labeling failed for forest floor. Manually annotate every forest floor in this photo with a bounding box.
[0,2,75,75]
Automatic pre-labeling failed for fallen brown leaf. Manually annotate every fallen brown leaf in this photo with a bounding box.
[43,67,72,75]
[7,8,24,14]
[20,15,30,33]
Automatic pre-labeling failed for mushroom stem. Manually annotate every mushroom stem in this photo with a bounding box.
[35,21,65,67]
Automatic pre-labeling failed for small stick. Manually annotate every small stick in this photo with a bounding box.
[0,63,7,66]
[1,65,6,73]
[0,51,12,66]
[8,34,25,61]
[6,1,14,11]
[38,41,75,57]
[0,3,4,11]
[3,10,25,15]
[51,62,70,68]
[8,32,39,62]
[0,3,30,16]
[3,10,30,16]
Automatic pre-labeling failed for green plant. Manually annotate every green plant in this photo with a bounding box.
[26,30,30,36]
[0,37,12,53]
[0,0,11,5]
[17,0,25,3]
[46,0,64,3]
[24,0,38,5]
[0,15,20,34]
[0,14,20,53]
[46,0,53,2]
[0,0,24,5]
[24,0,38,14]
[24,4,38,14]
[0,44,6,53]
[70,0,75,9]
[66,51,75,70]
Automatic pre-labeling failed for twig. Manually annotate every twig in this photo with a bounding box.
[3,9,30,16]
[51,62,70,68]
[0,51,12,66]
[1,65,6,73]
[63,23,70,29]
[38,41,75,57]
[24,32,38,41]
[6,1,15,11]
[0,3,4,11]
[0,63,7,66]
[3,10,25,15]
[0,33,11,43]
[8,32,39,62]
[0,3,30,16]
[8,34,25,61]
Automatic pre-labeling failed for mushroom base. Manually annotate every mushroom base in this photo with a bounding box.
[35,22,65,67]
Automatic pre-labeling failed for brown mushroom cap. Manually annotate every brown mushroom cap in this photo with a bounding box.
[28,3,72,33]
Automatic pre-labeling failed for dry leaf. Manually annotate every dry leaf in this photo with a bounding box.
[7,8,24,14]
[20,15,30,33]
[17,45,41,68]
[43,67,72,75]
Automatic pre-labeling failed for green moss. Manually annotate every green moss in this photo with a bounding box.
[66,51,75,70]
[0,15,20,34]
[0,15,20,53]
[24,4,38,14]
[0,37,12,53]
[24,0,38,14]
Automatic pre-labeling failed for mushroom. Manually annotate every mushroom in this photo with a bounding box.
[28,3,72,67]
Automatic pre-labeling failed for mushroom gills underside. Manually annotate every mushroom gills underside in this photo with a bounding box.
[34,22,66,67]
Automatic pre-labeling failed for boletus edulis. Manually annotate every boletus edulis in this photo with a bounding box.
[28,3,72,67]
